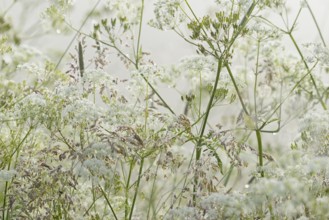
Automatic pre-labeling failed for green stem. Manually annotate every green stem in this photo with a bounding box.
[195,60,222,160]
[305,0,326,47]
[254,40,261,122]
[125,161,134,219]
[2,125,34,219]
[140,74,175,115]
[146,163,159,220]
[99,185,118,220]
[128,157,144,220]
[193,59,222,205]
[68,26,175,115]
[226,64,249,115]
[259,63,317,130]
[188,1,257,205]
[255,129,264,177]
[2,180,8,220]
[288,32,327,110]
[135,0,144,68]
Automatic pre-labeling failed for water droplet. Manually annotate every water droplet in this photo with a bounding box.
[244,184,249,189]
[272,132,277,136]
[56,29,61,34]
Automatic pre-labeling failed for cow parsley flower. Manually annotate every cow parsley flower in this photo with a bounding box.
[149,0,185,30]
[296,109,329,155]
[105,0,141,27]
[175,55,217,91]
[82,158,112,177]
[14,92,48,122]
[200,192,249,219]
[62,98,105,125]
[165,207,200,220]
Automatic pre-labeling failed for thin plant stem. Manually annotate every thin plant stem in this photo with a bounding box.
[99,185,119,220]
[304,0,326,47]
[67,26,176,116]
[288,32,327,110]
[128,157,144,220]
[195,59,222,160]
[55,0,101,70]
[255,129,264,177]
[282,6,327,110]
[259,62,318,130]
[135,0,144,68]
[183,1,257,205]
[125,161,134,219]
[193,59,222,204]
[2,125,33,219]
[254,40,261,125]
[226,64,250,115]
[3,0,17,16]
[146,162,160,220]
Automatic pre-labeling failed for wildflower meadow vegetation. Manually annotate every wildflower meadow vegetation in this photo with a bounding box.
[1,0,329,219]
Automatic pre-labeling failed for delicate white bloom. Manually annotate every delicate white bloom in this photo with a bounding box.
[165,207,200,220]
[200,192,250,219]
[296,109,329,155]
[62,98,104,124]
[82,158,112,177]
[129,64,166,95]
[82,69,113,86]
[258,0,286,11]
[215,0,249,17]
[304,43,329,67]
[17,63,47,82]
[41,0,73,33]
[14,92,48,122]
[176,55,217,90]
[105,0,141,26]
[149,0,185,30]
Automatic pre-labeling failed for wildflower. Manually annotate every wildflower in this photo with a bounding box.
[105,0,142,28]
[149,0,185,30]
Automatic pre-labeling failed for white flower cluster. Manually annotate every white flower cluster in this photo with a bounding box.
[200,192,250,219]
[165,207,201,220]
[214,0,250,18]
[304,43,329,69]
[14,92,48,123]
[2,44,42,73]
[105,0,141,27]
[176,55,217,91]
[149,0,185,30]
[296,108,329,155]
[41,0,74,33]
[62,98,104,125]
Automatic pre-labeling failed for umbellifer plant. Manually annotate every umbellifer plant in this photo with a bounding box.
[1,0,329,219]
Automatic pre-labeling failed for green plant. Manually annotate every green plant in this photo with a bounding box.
[1,0,329,219]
